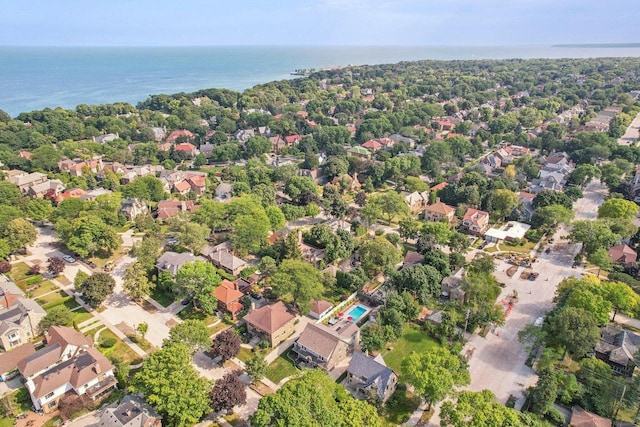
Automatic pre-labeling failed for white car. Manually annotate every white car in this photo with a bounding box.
[62,255,76,263]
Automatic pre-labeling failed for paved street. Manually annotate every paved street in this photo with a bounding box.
[573,180,608,220]
[618,111,640,146]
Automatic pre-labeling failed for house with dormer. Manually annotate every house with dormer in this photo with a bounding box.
[346,351,398,404]
[291,322,359,371]
[462,208,490,235]
[17,326,116,413]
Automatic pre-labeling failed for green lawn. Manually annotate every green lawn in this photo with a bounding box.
[0,419,13,427]
[31,280,59,297]
[70,307,93,324]
[7,262,33,291]
[237,347,254,362]
[265,351,299,384]
[97,329,142,365]
[209,322,230,335]
[382,324,441,377]
[178,306,217,325]
[37,290,80,311]
[381,384,421,427]
[149,287,175,307]
[501,240,536,254]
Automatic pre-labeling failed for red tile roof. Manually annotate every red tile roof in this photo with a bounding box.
[174,142,196,152]
[166,130,194,143]
[215,280,244,305]
[431,182,448,192]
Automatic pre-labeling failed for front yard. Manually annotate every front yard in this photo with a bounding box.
[382,324,441,377]
[381,384,421,427]
[36,290,80,311]
[264,350,299,384]
[96,329,142,365]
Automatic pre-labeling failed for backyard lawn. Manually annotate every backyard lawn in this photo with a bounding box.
[6,262,34,291]
[382,324,441,376]
[265,351,299,384]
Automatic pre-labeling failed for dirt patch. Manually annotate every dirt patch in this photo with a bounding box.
[250,382,275,396]
[166,319,178,328]
[136,299,158,313]
[506,266,518,277]
[520,269,533,280]
[116,322,136,336]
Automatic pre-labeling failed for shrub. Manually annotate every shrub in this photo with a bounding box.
[545,407,565,426]
[100,337,117,348]
[0,262,11,273]
[608,272,640,288]
[29,265,41,274]
[25,275,43,286]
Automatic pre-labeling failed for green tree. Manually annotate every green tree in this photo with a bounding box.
[598,198,639,221]
[40,306,73,330]
[3,218,37,252]
[531,204,574,230]
[168,319,211,353]
[137,322,148,339]
[469,253,496,274]
[251,370,381,427]
[359,201,382,225]
[398,217,421,241]
[245,353,267,383]
[359,236,402,276]
[604,281,640,321]
[30,145,62,171]
[448,232,470,253]
[565,288,611,325]
[231,211,270,256]
[490,189,518,220]
[0,181,21,205]
[569,220,620,256]
[360,323,389,352]
[421,222,454,245]
[245,135,272,158]
[388,264,443,304]
[170,219,211,254]
[132,232,163,272]
[548,307,600,358]
[73,270,89,289]
[130,342,211,427]
[78,273,116,308]
[403,347,470,410]
[59,215,122,257]
[265,205,286,231]
[123,262,154,300]
[440,390,530,427]
[371,192,408,224]
[532,190,573,210]
[25,198,54,224]
[528,368,558,416]
[271,259,323,314]
[175,261,220,314]
[587,248,612,277]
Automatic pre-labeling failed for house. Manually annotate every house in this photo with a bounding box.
[215,280,244,319]
[8,171,48,194]
[361,139,383,152]
[403,251,424,267]
[166,130,194,144]
[92,133,119,144]
[149,127,167,142]
[404,191,430,215]
[80,188,112,202]
[173,180,192,196]
[186,174,207,196]
[155,251,206,276]
[243,302,297,347]
[0,281,26,310]
[291,322,358,371]
[17,326,116,413]
[199,143,215,157]
[29,179,65,199]
[269,136,286,152]
[0,342,35,381]
[58,157,103,177]
[174,143,197,157]
[284,134,302,146]
[569,406,611,427]
[91,394,162,427]
[156,200,199,220]
[484,221,531,244]
[309,300,333,320]
[608,244,638,264]
[424,201,455,223]
[214,183,234,202]
[120,198,148,221]
[462,208,490,235]
[516,191,536,219]
[595,325,640,377]
[234,129,255,144]
[53,188,88,205]
[0,297,46,350]
[347,146,371,160]
[441,267,467,304]
[157,142,173,152]
[208,249,247,276]
[346,351,398,404]
[430,182,448,193]
[388,134,416,148]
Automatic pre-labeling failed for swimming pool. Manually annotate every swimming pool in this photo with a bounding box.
[346,305,367,322]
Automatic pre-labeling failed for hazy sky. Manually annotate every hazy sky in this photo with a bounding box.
[0,0,638,46]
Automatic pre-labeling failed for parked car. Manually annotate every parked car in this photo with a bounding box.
[103,261,115,271]
[62,255,76,263]
[250,292,262,300]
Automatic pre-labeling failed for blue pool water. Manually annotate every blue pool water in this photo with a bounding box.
[347,305,367,322]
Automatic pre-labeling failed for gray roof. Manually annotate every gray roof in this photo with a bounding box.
[210,249,247,271]
[92,394,161,427]
[155,251,206,275]
[0,298,45,335]
[0,281,24,297]
[596,325,640,367]
[348,351,396,399]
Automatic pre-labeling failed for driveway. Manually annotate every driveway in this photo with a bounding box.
[618,111,640,146]
[463,230,583,407]
[100,254,179,348]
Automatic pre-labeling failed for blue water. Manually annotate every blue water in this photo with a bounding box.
[347,305,367,322]
[2,45,640,117]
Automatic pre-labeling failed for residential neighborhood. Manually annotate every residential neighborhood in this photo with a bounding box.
[1,56,640,427]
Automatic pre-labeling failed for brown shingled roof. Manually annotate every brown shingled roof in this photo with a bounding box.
[243,302,295,334]
[0,342,35,374]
